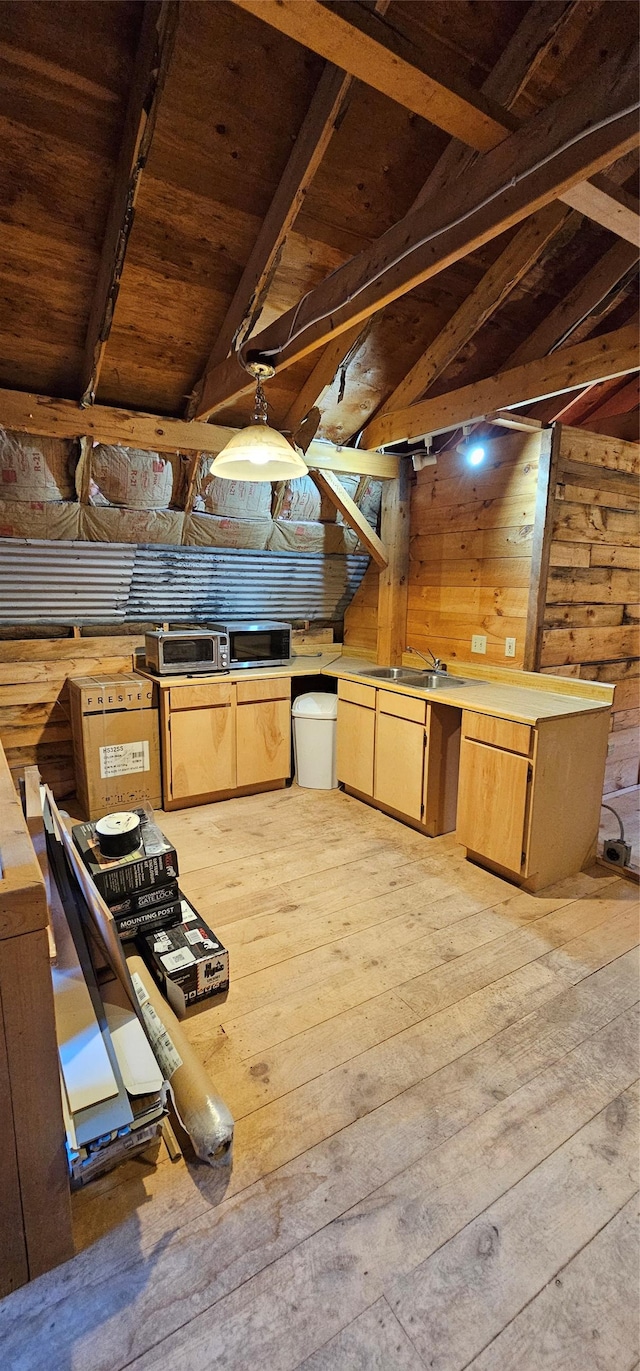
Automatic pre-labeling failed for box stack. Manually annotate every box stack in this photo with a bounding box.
[73,808,229,1013]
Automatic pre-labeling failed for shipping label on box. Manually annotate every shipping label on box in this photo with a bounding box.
[99,740,150,779]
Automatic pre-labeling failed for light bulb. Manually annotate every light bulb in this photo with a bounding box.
[468,445,485,466]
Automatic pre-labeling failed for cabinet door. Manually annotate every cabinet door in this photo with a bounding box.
[237,699,290,787]
[336,699,375,796]
[170,705,236,800]
[374,711,425,821]
[456,737,530,874]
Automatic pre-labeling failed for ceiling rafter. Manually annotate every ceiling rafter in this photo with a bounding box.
[561,173,640,245]
[192,43,640,420]
[308,470,389,568]
[230,0,633,238]
[511,238,639,368]
[372,200,573,417]
[362,321,638,447]
[78,1,179,407]
[0,386,398,475]
[279,0,578,442]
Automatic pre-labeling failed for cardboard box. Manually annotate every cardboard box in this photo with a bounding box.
[139,896,229,1015]
[69,673,162,820]
[108,879,180,920]
[72,811,178,903]
[113,896,182,940]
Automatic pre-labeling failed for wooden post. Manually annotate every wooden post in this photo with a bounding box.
[523,424,561,671]
[376,460,411,665]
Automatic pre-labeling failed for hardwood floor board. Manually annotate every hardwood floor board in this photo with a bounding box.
[465,1195,639,1371]
[113,1010,640,1370]
[206,873,631,1039]
[389,1083,639,1371]
[2,788,637,1371]
[395,880,636,1019]
[3,957,636,1371]
[295,1297,426,1369]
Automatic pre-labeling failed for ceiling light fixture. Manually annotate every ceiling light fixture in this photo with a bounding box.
[210,362,308,482]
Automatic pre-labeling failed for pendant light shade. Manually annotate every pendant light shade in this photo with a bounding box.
[211,421,309,482]
[209,360,309,483]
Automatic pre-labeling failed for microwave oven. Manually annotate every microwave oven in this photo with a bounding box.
[210,621,291,669]
[145,629,230,676]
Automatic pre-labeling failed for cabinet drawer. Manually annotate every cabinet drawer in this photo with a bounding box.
[377,690,426,725]
[236,677,291,704]
[338,679,376,709]
[170,682,233,710]
[462,711,531,755]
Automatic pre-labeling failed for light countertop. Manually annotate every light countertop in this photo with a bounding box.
[140,651,613,726]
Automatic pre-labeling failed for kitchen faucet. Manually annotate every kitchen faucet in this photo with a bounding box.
[406,645,446,673]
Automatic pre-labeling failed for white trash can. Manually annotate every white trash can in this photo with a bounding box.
[292,692,338,789]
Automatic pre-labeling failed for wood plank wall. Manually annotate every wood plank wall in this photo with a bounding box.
[539,426,639,798]
[0,637,142,797]
[345,431,542,664]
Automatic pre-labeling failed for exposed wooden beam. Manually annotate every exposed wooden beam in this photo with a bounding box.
[186,62,353,419]
[281,323,364,436]
[293,4,576,438]
[0,387,398,476]
[376,463,411,664]
[560,173,640,245]
[230,0,513,152]
[308,470,389,567]
[363,322,639,447]
[378,200,572,415]
[194,44,639,419]
[231,1,630,233]
[410,0,579,212]
[510,237,639,367]
[523,426,560,672]
[78,2,179,406]
[584,374,640,421]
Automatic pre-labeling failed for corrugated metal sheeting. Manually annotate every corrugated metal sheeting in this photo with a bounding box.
[0,540,135,623]
[0,539,369,625]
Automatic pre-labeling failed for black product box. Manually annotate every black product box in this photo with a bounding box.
[109,879,180,920]
[72,811,178,903]
[138,895,229,1015]
[113,897,182,940]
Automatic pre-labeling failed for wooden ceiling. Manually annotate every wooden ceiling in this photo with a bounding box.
[0,0,637,447]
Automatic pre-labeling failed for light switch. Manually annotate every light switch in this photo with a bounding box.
[471,635,487,654]
[505,637,516,658]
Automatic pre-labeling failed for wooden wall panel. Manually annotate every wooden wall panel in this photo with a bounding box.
[0,636,142,796]
[540,426,639,799]
[405,432,542,669]
[343,563,378,655]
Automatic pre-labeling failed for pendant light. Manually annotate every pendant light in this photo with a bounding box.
[210,362,308,482]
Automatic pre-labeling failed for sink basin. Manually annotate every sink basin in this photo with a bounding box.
[358,666,425,682]
[357,666,476,690]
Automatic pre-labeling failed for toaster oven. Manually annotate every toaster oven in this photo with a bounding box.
[144,629,230,676]
[210,621,291,669]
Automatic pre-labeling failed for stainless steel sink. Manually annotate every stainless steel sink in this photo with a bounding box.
[357,667,476,690]
[359,666,424,682]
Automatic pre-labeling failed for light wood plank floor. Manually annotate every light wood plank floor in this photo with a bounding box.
[1,783,639,1371]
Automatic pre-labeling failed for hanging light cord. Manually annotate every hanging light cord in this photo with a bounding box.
[239,99,640,369]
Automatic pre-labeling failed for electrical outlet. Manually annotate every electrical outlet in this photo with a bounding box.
[471,635,487,654]
[505,637,516,658]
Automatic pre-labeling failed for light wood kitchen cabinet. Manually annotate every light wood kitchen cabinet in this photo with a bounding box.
[158,674,292,807]
[169,699,236,801]
[374,691,427,821]
[236,679,291,787]
[336,697,376,796]
[456,736,531,875]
